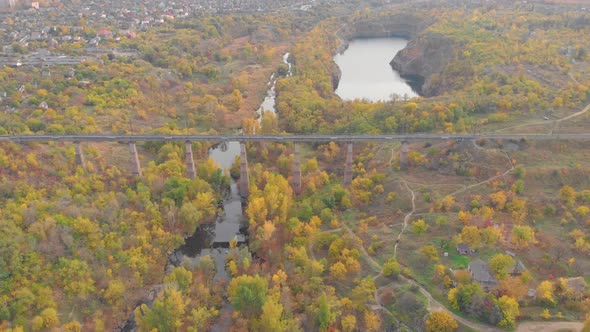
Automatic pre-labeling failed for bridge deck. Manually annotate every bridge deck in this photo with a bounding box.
[0,134,589,143]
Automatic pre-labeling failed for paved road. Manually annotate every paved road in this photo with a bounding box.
[1,133,590,143]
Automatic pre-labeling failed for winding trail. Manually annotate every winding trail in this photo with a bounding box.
[372,138,584,331]
[342,220,502,331]
[393,181,416,258]
[447,143,515,197]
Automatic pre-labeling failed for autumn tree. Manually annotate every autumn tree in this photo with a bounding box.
[383,257,402,278]
[426,311,458,332]
[412,219,429,235]
[489,254,515,280]
[364,311,381,331]
[341,314,357,332]
[421,245,440,262]
[536,280,556,305]
[135,289,188,332]
[255,292,289,332]
[582,314,590,332]
[560,185,577,206]
[497,295,519,329]
[164,266,193,294]
[511,225,536,248]
[489,191,508,210]
[456,225,481,248]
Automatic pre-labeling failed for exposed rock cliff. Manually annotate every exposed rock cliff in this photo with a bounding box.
[331,63,342,90]
[351,14,431,40]
[390,32,457,97]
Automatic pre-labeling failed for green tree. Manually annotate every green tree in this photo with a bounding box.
[228,274,268,318]
[56,258,95,299]
[316,292,334,331]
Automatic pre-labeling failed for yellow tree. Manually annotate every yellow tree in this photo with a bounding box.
[536,280,556,305]
[135,289,188,332]
[341,315,356,332]
[511,225,535,248]
[489,254,515,280]
[560,185,576,206]
[456,225,481,248]
[426,311,459,332]
[421,245,440,262]
[489,191,508,210]
[364,311,381,331]
[497,295,519,329]
[256,293,287,331]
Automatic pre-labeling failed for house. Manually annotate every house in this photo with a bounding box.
[509,260,526,276]
[457,243,475,255]
[468,259,498,291]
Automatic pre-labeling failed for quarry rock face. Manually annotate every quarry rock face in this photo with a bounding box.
[390,33,456,97]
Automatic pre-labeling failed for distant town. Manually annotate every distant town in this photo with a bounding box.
[0,0,322,67]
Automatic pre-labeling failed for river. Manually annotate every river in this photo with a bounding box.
[334,37,418,102]
[169,53,292,282]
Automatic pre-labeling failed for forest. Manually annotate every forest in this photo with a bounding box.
[1,0,590,331]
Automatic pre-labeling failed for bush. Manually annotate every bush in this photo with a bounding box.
[383,258,401,278]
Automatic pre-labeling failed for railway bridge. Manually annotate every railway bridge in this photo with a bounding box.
[3,133,588,197]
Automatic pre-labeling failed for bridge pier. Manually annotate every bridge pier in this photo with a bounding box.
[129,142,142,177]
[239,142,250,198]
[185,141,196,180]
[292,143,302,195]
[74,141,86,171]
[343,143,353,187]
[400,140,408,170]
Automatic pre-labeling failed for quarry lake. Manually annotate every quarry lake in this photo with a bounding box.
[335,37,418,102]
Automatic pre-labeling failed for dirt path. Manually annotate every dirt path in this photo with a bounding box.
[493,101,590,134]
[393,181,416,258]
[449,145,514,196]
[517,321,583,332]
[343,220,502,331]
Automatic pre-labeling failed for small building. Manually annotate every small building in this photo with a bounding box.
[457,243,475,255]
[468,259,498,291]
[509,260,526,276]
[528,288,536,298]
